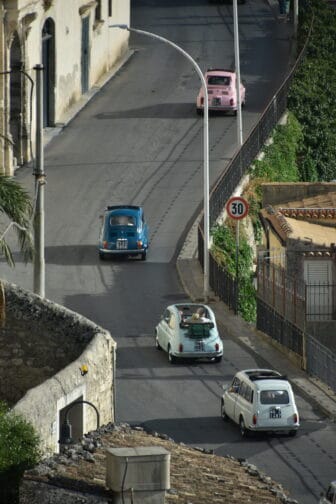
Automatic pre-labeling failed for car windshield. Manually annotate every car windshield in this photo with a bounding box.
[260,390,290,405]
[208,75,231,86]
[110,215,136,226]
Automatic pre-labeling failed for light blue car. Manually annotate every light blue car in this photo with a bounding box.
[155,303,223,364]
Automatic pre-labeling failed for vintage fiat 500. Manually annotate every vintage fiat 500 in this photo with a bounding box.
[155,303,223,363]
[196,68,246,115]
[98,205,149,260]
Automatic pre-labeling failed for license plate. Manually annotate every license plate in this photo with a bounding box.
[269,407,282,419]
[116,239,128,250]
[212,98,221,106]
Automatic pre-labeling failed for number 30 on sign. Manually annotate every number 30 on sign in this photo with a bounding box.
[226,196,249,220]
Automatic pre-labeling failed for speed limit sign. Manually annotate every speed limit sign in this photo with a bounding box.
[226,196,249,220]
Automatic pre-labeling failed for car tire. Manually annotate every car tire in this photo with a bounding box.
[99,252,105,260]
[289,430,297,437]
[239,416,249,437]
[168,345,177,364]
[141,250,147,261]
[221,400,228,421]
[155,334,162,350]
[233,110,237,116]
[196,108,203,116]
[214,356,222,363]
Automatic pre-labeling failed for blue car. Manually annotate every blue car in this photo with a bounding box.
[98,205,149,260]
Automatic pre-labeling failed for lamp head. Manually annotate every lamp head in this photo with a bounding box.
[109,24,129,30]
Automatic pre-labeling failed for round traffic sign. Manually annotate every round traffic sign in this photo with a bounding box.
[226,196,249,220]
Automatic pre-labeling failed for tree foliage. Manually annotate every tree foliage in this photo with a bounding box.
[0,176,33,266]
[288,0,336,181]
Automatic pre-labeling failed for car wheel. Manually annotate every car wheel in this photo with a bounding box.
[239,416,249,437]
[155,334,162,350]
[214,356,222,363]
[233,110,237,116]
[141,250,147,261]
[99,252,105,260]
[168,345,177,364]
[221,400,228,421]
[196,108,203,116]
[289,430,297,437]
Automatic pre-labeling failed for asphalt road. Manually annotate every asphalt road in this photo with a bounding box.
[2,1,335,503]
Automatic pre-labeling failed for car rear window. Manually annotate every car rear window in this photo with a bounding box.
[260,390,290,405]
[208,75,231,86]
[110,215,136,226]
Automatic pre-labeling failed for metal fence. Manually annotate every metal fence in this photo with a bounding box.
[257,299,304,356]
[307,335,336,392]
[258,261,336,324]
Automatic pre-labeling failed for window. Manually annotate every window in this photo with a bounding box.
[108,0,113,17]
[208,76,231,86]
[230,378,240,394]
[95,0,102,21]
[110,215,136,226]
[260,390,289,405]
[239,383,253,403]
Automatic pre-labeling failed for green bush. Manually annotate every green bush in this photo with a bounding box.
[211,224,256,322]
[0,402,41,503]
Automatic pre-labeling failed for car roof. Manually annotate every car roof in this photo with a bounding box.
[206,68,235,76]
[236,369,290,388]
[105,205,141,215]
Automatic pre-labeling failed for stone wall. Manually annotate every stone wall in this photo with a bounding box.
[0,280,116,455]
[261,182,336,207]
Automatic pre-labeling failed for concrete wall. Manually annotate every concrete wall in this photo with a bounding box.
[261,183,336,207]
[0,281,116,455]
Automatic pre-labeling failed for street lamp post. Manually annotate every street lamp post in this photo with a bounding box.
[233,0,243,146]
[110,24,210,300]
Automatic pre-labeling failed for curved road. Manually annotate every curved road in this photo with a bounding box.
[2,1,335,503]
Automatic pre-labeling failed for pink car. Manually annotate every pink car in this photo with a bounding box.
[196,68,246,115]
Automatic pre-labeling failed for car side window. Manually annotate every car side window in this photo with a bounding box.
[230,377,240,393]
[239,382,247,399]
[169,314,176,330]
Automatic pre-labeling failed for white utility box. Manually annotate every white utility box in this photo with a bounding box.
[106,446,170,504]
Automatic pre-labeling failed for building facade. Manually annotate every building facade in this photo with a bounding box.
[0,0,130,175]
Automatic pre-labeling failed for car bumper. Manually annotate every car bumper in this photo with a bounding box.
[173,351,223,359]
[248,424,300,432]
[99,247,146,255]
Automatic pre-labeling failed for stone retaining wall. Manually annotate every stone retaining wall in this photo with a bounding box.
[0,281,116,454]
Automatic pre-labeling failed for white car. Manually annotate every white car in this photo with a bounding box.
[221,369,300,437]
[319,481,336,503]
[155,303,223,364]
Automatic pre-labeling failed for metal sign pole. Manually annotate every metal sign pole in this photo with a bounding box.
[235,220,240,314]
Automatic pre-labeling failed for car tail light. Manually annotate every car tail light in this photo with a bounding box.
[103,241,108,249]
[293,413,298,424]
[215,343,219,352]
[230,98,234,106]
[137,240,143,249]
[252,414,257,425]
[178,343,183,352]
[200,97,204,105]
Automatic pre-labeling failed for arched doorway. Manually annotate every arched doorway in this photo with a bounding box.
[9,32,23,166]
[42,18,55,127]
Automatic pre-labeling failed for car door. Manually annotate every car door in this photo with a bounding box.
[157,309,171,350]
[224,377,241,421]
